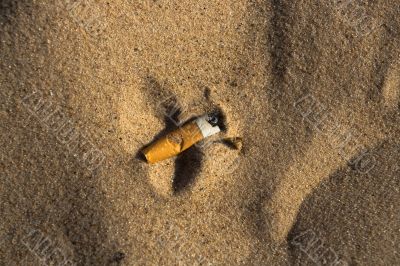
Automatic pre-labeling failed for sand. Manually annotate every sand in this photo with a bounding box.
[0,0,399,265]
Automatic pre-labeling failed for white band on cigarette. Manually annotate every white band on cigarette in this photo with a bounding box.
[195,115,221,138]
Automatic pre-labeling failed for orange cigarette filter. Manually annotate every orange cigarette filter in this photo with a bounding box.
[142,114,221,164]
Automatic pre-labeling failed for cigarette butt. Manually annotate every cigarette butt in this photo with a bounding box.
[142,114,221,164]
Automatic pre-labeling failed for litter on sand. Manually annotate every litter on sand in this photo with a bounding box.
[142,113,221,164]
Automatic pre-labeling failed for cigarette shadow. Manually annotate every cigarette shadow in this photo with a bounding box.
[173,145,203,193]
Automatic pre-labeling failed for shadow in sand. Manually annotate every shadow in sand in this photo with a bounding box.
[287,141,400,265]
[61,169,117,264]
[0,109,119,264]
[0,0,17,24]
[172,145,203,193]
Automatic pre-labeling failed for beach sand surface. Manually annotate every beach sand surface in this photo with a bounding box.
[0,0,399,265]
